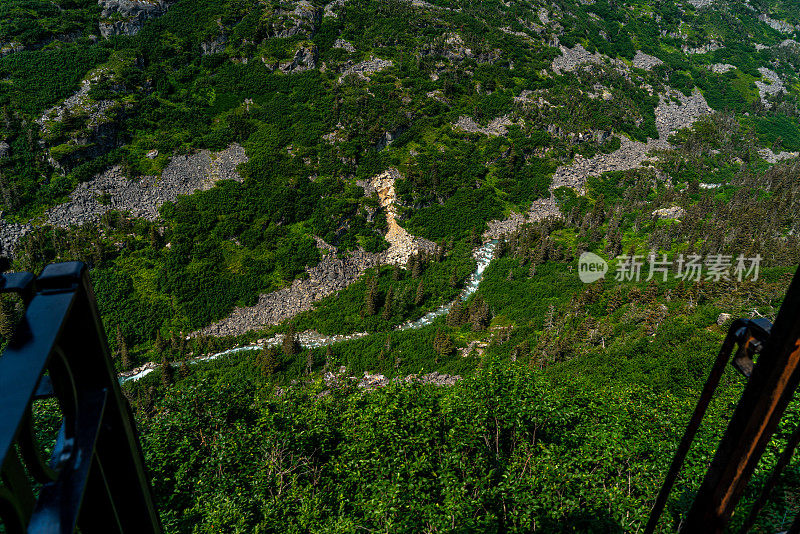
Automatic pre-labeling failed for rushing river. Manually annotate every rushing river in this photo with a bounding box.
[121,240,497,383]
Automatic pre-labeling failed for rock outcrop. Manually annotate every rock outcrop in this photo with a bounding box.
[655,89,712,141]
[758,13,799,34]
[98,0,171,38]
[0,41,24,57]
[550,88,711,192]
[279,45,318,73]
[338,57,394,82]
[201,35,227,55]
[758,148,799,164]
[687,0,716,8]
[632,51,663,70]
[0,144,247,256]
[709,63,736,73]
[453,115,513,137]
[756,68,786,106]
[652,206,686,220]
[323,0,345,18]
[551,137,660,192]
[551,44,610,74]
[271,1,321,39]
[47,144,247,225]
[421,33,501,64]
[36,69,127,174]
[332,38,355,52]
[0,220,32,257]
[483,198,562,239]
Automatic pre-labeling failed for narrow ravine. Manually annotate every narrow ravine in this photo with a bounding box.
[120,240,497,383]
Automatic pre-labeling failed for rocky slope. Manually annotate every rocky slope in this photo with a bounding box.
[0,144,247,256]
[201,168,439,337]
[98,0,172,37]
[200,246,383,337]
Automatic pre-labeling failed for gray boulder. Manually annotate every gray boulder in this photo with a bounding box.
[98,0,171,38]
[280,45,318,73]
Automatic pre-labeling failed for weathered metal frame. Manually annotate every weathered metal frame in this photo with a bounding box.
[0,262,162,534]
[646,267,800,533]
[681,269,800,532]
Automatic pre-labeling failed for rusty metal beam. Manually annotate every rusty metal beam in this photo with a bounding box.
[736,420,800,534]
[681,268,800,533]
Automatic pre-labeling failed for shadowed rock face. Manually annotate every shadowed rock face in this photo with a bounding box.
[98,0,172,38]
[279,45,318,73]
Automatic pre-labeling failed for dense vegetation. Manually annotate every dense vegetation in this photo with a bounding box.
[120,123,800,530]
[2,0,799,346]
[3,0,800,531]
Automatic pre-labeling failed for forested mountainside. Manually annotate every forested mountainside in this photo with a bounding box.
[5,0,800,531]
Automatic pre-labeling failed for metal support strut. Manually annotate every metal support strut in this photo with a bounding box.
[646,266,800,533]
[0,262,162,534]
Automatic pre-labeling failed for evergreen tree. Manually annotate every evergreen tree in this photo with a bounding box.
[364,277,378,316]
[149,225,160,249]
[283,324,301,356]
[469,296,491,331]
[447,301,465,327]
[415,280,425,306]
[0,299,14,340]
[675,279,686,299]
[607,287,623,314]
[449,268,459,288]
[160,357,173,389]
[305,350,314,376]
[257,346,277,377]
[154,332,164,355]
[324,346,333,372]
[411,254,422,279]
[382,285,394,320]
[142,386,156,417]
[644,280,658,303]
[433,329,454,356]
[179,361,190,378]
[496,237,507,258]
[116,325,131,370]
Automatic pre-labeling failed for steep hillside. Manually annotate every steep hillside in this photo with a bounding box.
[3,0,800,531]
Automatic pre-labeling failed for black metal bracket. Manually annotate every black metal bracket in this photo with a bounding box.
[0,271,36,304]
[730,318,773,378]
[0,261,162,534]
